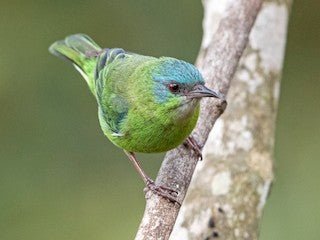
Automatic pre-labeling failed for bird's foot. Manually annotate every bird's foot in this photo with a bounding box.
[144,178,181,205]
[184,136,203,160]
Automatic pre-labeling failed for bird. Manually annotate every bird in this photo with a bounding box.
[49,34,223,204]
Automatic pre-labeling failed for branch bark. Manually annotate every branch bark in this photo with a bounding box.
[170,0,292,239]
[135,0,264,239]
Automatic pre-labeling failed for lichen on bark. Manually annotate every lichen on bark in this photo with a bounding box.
[170,1,292,239]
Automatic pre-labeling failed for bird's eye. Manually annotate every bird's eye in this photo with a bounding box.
[168,83,180,93]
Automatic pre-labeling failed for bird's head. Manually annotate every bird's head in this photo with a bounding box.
[151,57,223,117]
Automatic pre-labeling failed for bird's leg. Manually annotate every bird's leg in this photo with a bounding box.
[184,136,203,160]
[124,150,180,205]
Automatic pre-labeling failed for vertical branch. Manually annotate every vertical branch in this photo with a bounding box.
[171,0,292,239]
[135,0,263,239]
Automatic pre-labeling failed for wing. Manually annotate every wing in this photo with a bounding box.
[95,48,152,136]
[94,48,129,135]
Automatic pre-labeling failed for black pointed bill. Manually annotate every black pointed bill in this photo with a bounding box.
[187,84,224,100]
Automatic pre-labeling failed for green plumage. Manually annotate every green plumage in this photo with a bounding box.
[49,34,100,95]
[49,34,204,153]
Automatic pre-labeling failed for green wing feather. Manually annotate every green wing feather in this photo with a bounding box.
[95,49,132,136]
[96,63,129,135]
[95,51,154,136]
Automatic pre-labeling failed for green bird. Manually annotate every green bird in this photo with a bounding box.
[49,34,223,203]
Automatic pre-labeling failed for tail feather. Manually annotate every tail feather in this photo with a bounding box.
[64,34,100,55]
[49,34,102,95]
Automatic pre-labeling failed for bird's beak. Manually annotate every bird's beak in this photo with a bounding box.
[187,84,224,100]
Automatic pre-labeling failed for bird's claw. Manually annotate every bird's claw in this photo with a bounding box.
[184,136,203,160]
[144,178,181,205]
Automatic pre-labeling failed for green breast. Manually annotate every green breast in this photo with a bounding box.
[106,102,200,153]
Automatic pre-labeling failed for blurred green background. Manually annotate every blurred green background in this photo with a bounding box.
[0,0,319,239]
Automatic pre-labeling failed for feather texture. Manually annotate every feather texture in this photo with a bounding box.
[50,34,204,153]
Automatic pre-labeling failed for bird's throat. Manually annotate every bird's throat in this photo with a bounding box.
[174,99,200,121]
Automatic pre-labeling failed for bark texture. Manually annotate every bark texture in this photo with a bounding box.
[135,0,265,239]
[170,0,292,239]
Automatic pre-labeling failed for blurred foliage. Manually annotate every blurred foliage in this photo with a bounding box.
[0,0,319,239]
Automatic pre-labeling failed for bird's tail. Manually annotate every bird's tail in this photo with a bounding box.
[49,34,102,95]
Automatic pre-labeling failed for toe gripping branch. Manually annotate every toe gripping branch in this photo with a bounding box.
[124,151,181,205]
[184,136,203,160]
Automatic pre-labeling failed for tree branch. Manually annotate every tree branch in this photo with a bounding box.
[171,0,292,239]
[135,0,263,239]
